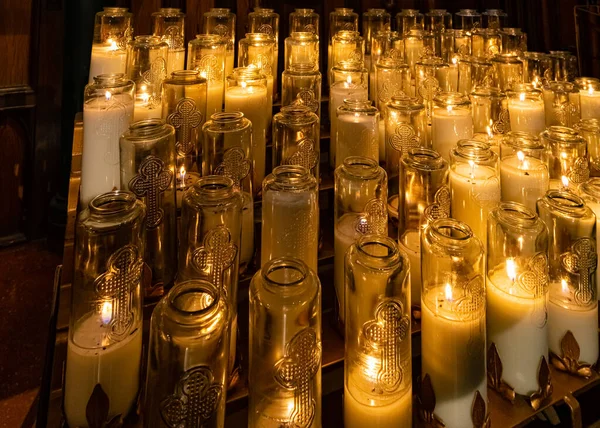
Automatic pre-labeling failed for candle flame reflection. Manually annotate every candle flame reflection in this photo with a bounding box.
[561,279,569,293]
[104,91,112,102]
[506,259,517,284]
[101,301,112,325]
[444,283,453,301]
[519,92,525,102]
[179,166,186,188]
[589,86,595,96]
[561,175,569,189]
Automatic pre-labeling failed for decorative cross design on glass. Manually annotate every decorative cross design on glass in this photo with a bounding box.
[348,49,363,63]
[491,108,510,134]
[274,328,321,428]
[296,89,318,112]
[213,24,228,37]
[458,42,471,56]
[257,24,273,35]
[447,275,486,318]
[129,156,173,228]
[361,299,410,393]
[113,26,132,50]
[196,54,221,82]
[215,147,251,190]
[418,75,440,102]
[192,226,237,293]
[471,176,500,208]
[554,102,579,127]
[250,53,272,76]
[387,48,403,60]
[567,157,590,185]
[304,24,316,33]
[284,138,319,172]
[378,80,405,104]
[142,57,167,107]
[96,100,128,165]
[419,46,434,60]
[516,253,549,327]
[342,22,355,30]
[561,238,597,305]
[389,123,421,154]
[423,185,451,224]
[167,98,203,156]
[160,366,222,428]
[355,198,387,235]
[164,25,184,50]
[94,245,142,339]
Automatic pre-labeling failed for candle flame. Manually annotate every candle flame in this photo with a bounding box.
[444,283,453,301]
[561,175,569,189]
[452,56,458,65]
[561,279,569,293]
[506,258,517,282]
[141,92,150,103]
[241,81,247,88]
[589,86,595,96]
[104,91,112,102]
[101,301,112,325]
[200,70,207,79]
[532,76,540,88]
[519,92,525,102]
[346,75,352,84]
[517,151,525,162]
[107,38,118,51]
[560,152,567,159]
[486,125,493,138]
[179,165,186,184]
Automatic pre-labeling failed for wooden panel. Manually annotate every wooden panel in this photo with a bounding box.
[130,0,162,35]
[185,0,215,41]
[0,0,33,86]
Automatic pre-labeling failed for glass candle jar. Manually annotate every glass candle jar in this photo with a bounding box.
[225,67,270,191]
[329,8,359,40]
[450,140,500,244]
[577,80,600,120]
[89,7,132,82]
[507,86,545,135]
[452,30,472,55]
[370,31,403,102]
[162,70,207,176]
[331,31,365,72]
[202,8,236,78]
[536,191,599,370]
[415,57,447,119]
[249,257,322,428]
[470,87,510,135]
[576,118,600,176]
[432,92,474,161]
[285,32,319,71]
[403,29,425,74]
[334,157,388,323]
[483,9,508,29]
[385,96,428,196]
[272,105,320,179]
[396,9,424,35]
[500,28,527,57]
[81,74,135,207]
[578,178,600,288]
[238,33,277,103]
[457,56,493,95]
[248,8,280,99]
[151,8,186,75]
[549,51,578,82]
[541,126,589,190]
[455,9,482,30]
[336,100,380,165]
[344,235,411,428]
[492,53,524,92]
[421,218,488,428]
[486,202,549,396]
[362,9,391,59]
[472,28,501,59]
[523,52,553,88]
[262,166,319,271]
[499,131,549,211]
[399,148,449,306]
[144,280,229,428]
[542,81,580,127]
[65,191,145,428]
[120,120,176,298]
[425,9,452,32]
[375,57,410,113]
[290,8,319,36]
[186,35,226,117]
[281,63,322,118]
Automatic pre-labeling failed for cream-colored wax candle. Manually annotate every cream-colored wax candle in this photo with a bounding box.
[432,107,473,160]
[89,43,127,83]
[344,381,412,428]
[334,214,361,323]
[133,91,163,122]
[241,191,255,268]
[336,110,379,167]
[399,230,421,307]
[508,93,546,135]
[167,49,186,76]
[580,88,600,119]
[500,152,549,211]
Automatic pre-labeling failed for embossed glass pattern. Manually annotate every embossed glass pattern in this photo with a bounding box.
[500,28,527,57]
[576,119,600,176]
[336,100,379,166]
[470,86,510,135]
[281,63,322,119]
[523,52,553,87]
[290,9,319,36]
[248,8,280,99]
[202,8,236,78]
[331,31,365,72]
[89,7,132,82]
[362,9,391,58]
[431,92,474,161]
[457,56,493,95]
[542,81,580,127]
[415,57,446,119]
[151,8,186,75]
[541,126,589,190]
[186,35,226,117]
[329,8,359,41]
[375,57,410,113]
[395,9,424,36]
[492,53,524,92]
[285,32,319,71]
[238,32,277,103]
[471,28,501,59]
[369,31,403,95]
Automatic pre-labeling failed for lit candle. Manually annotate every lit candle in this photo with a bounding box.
[507,92,546,135]
[133,86,163,122]
[435,57,459,92]
[500,150,549,211]
[199,70,225,117]
[225,51,235,78]
[336,103,379,167]
[579,86,600,120]
[88,40,127,83]
[166,49,186,76]
[432,105,474,161]
[176,166,200,209]
[404,36,423,73]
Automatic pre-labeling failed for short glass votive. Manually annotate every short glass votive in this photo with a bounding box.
[284,32,319,71]
[336,100,380,165]
[523,52,553,88]
[281,63,322,118]
[431,92,474,161]
[470,86,510,135]
[472,28,501,59]
[491,53,524,92]
[375,57,410,113]
[506,85,545,135]
[151,8,186,75]
[541,126,589,189]
[89,7,132,82]
[238,33,277,103]
[577,79,600,120]
[542,81,580,127]
[500,28,527,57]
[331,30,365,71]
[457,56,493,95]
[186,35,226,117]
[576,119,600,176]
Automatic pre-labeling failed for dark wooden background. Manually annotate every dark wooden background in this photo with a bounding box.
[0,0,595,248]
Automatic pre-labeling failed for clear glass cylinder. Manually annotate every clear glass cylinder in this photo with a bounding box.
[334,157,388,324]
[186,35,226,117]
[472,28,501,59]
[248,8,280,99]
[453,30,472,56]
[449,140,500,244]
[238,33,277,102]
[578,178,600,288]
[336,100,380,166]
[151,8,186,76]
[120,119,176,298]
[362,9,391,56]
[523,52,553,88]
[486,202,549,396]
[375,57,410,114]
[491,53,524,92]
[81,74,135,207]
[284,32,319,71]
[499,131,549,210]
[89,7,132,82]
[536,191,599,367]
[65,191,145,428]
[385,96,428,196]
[126,36,169,122]
[470,86,510,135]
[261,166,319,271]
[421,218,487,428]
[202,112,254,269]
[272,105,320,179]
[281,64,322,118]
[369,31,404,102]
[225,67,270,192]
[431,92,474,161]
[483,9,508,29]
[203,8,236,78]
[403,29,425,73]
[331,30,365,71]
[162,70,207,182]
[500,28,527,57]
[577,79,600,120]
[396,9,424,35]
[549,51,578,82]
[249,257,322,428]
[290,8,319,35]
[542,81,580,127]
[425,9,452,32]
[415,57,447,119]
[455,9,481,30]
[344,235,411,427]
[144,280,229,428]
[577,118,600,176]
[541,126,589,189]
[506,86,545,135]
[329,8,359,41]
[399,148,449,306]
[457,56,493,95]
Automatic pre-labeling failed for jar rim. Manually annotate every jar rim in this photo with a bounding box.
[168,280,220,318]
[452,139,497,162]
[193,175,235,195]
[427,218,476,248]
[355,235,401,266]
[541,190,588,216]
[541,126,584,145]
[492,202,540,229]
[502,131,544,151]
[341,156,382,179]
[433,91,471,106]
[402,148,448,171]
[294,8,314,13]
[127,119,170,138]
[210,111,245,123]
[261,257,309,287]
[398,9,420,16]
[333,30,361,40]
[579,178,600,200]
[89,191,138,214]
[270,165,316,189]
[576,118,600,132]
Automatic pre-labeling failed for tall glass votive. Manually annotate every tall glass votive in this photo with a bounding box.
[403,29,425,74]
[500,28,527,57]
[225,67,270,191]
[89,7,132,82]
[486,203,550,397]
[65,191,145,428]
[144,280,229,428]
[203,8,236,78]
[452,30,472,55]
[499,131,549,211]
[450,140,500,244]
[375,57,410,113]
[578,178,600,288]
[151,8,186,75]
[577,119,600,176]
[120,120,176,299]
[249,257,321,428]
[81,74,135,207]
[425,9,452,32]
[549,51,578,82]
[470,86,510,135]
[457,56,493,95]
[507,85,545,135]
[329,8,359,40]
[455,9,481,30]
[542,81,580,127]
[187,35,226,117]
[492,53,524,92]
[523,52,553,88]
[396,9,424,36]
[290,8,319,35]
[577,79,600,120]
[238,33,277,103]
[331,30,365,72]
[248,8,280,100]
[344,235,411,427]
[472,28,501,59]
[262,166,319,271]
[127,36,169,122]
[370,31,404,102]
[431,92,474,160]
[362,9,391,68]
[285,32,319,71]
[202,112,255,269]
[483,9,508,29]
[421,218,488,428]
[399,148,449,306]
[281,63,322,118]
[541,126,589,189]
[336,100,380,165]
[415,57,447,119]
[272,105,320,179]
[334,157,388,324]
[537,191,599,372]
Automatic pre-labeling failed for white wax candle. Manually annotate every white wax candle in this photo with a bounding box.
[81,93,133,207]
[206,81,225,117]
[89,45,127,83]
[378,119,386,162]
[336,113,379,167]
[167,49,186,76]
[64,313,142,427]
[334,214,362,323]
[225,51,235,79]
[399,230,421,307]
[471,97,492,134]
[344,382,412,428]
[580,90,600,119]
[404,38,423,73]
[225,85,269,190]
[487,269,548,395]
[450,163,499,245]
[508,96,546,135]
[431,108,473,161]
[500,154,548,211]
[133,92,163,122]
[240,191,255,268]
[436,66,458,92]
